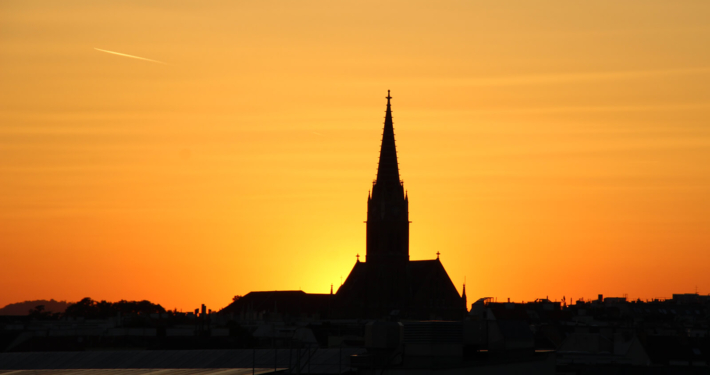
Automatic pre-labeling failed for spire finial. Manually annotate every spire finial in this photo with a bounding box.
[436,251,440,259]
[386,90,391,101]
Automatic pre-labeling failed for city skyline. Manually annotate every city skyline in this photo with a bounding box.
[2,1,710,311]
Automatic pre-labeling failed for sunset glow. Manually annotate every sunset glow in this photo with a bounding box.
[2,0,710,311]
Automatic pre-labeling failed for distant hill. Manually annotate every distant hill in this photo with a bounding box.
[0,299,72,315]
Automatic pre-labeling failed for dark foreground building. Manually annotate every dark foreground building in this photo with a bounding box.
[225,92,465,321]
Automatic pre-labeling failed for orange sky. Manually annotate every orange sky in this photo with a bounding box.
[2,0,710,311]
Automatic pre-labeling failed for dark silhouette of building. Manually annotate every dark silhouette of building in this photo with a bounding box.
[333,92,465,320]
[225,92,465,321]
[227,291,332,321]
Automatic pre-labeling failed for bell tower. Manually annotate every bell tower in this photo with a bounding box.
[366,91,409,263]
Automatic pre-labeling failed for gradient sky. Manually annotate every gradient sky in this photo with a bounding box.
[2,0,710,311]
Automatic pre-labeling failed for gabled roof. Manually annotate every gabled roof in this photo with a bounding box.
[334,258,464,319]
[221,290,331,315]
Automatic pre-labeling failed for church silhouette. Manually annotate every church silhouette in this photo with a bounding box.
[224,92,466,320]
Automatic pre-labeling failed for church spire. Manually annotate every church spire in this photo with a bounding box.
[375,90,400,186]
[366,91,409,263]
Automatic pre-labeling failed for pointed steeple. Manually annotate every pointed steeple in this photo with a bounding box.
[375,90,400,186]
[366,91,409,263]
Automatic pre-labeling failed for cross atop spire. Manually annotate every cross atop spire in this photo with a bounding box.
[375,90,400,186]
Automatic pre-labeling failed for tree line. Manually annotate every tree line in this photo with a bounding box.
[2,298,166,319]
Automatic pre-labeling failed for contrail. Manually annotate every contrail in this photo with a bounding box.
[94,48,167,64]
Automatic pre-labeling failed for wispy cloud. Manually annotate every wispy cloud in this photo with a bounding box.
[458,67,710,87]
[377,67,710,87]
[94,48,167,65]
[470,103,710,115]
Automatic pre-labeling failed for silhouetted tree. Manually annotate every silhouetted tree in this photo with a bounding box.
[63,297,166,319]
[29,305,47,318]
[64,297,97,318]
